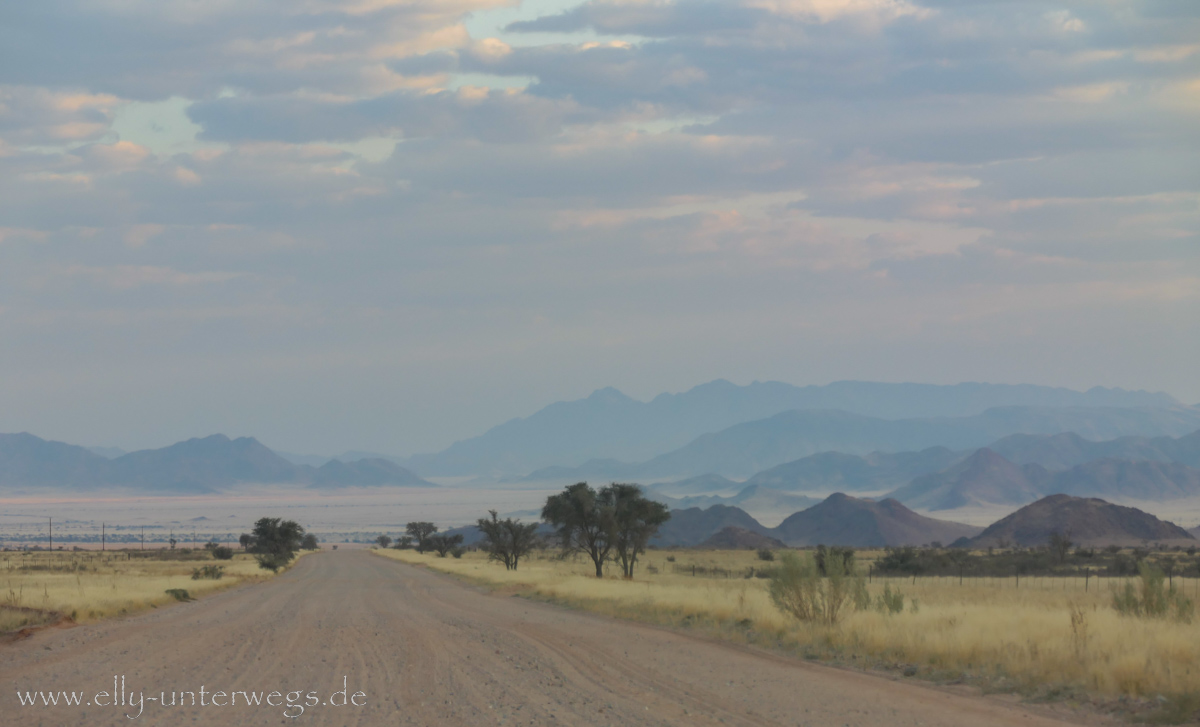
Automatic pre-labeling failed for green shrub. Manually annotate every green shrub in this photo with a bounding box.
[756,548,775,561]
[769,551,867,625]
[165,589,191,601]
[191,565,224,580]
[1112,562,1194,622]
[875,584,906,614]
[211,547,234,560]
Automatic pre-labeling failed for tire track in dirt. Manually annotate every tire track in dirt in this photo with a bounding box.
[2,550,1109,726]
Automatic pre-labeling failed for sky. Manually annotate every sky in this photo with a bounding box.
[0,0,1197,456]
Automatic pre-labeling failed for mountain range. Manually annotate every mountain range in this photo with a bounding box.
[406,380,1184,477]
[653,493,1191,549]
[624,429,1200,515]
[524,405,1200,480]
[886,447,1200,511]
[7,380,1199,502]
[646,485,820,516]
[651,494,980,547]
[0,433,434,494]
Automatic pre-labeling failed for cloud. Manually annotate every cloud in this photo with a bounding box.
[0,0,1197,452]
[0,86,122,145]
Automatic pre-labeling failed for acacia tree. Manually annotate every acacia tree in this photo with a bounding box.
[426,533,464,557]
[602,484,669,578]
[406,522,438,553]
[477,510,540,570]
[375,534,393,549]
[542,482,615,578]
[251,517,306,572]
[1049,531,1073,564]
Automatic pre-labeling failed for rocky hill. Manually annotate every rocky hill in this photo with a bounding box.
[770,493,980,547]
[969,495,1193,546]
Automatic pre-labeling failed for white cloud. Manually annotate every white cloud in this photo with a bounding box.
[0,0,1197,451]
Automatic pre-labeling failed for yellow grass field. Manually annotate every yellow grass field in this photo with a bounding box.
[1,549,290,632]
[377,547,1200,702]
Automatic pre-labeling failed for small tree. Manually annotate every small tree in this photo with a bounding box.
[1049,531,1073,564]
[301,533,319,551]
[542,482,614,578]
[426,533,464,558]
[603,484,669,578]
[250,517,306,572]
[393,535,414,550]
[406,522,438,553]
[375,535,393,549]
[477,510,540,570]
[239,533,254,551]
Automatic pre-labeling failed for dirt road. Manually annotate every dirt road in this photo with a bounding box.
[3,550,1099,726]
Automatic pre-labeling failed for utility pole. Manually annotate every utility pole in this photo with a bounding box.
[141,526,144,550]
[102,522,106,551]
[48,517,52,552]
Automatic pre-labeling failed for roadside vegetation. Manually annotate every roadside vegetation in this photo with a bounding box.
[378,537,1200,718]
[2,517,316,634]
[2,549,268,632]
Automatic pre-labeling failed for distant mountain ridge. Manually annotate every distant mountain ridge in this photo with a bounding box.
[533,406,1200,480]
[886,447,1200,511]
[647,485,820,516]
[406,380,1183,476]
[990,430,1200,470]
[742,447,961,493]
[652,494,980,547]
[0,433,435,494]
[888,449,1045,510]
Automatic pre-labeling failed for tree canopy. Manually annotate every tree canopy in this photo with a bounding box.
[605,483,670,578]
[542,482,670,578]
[477,510,540,571]
[406,522,438,553]
[250,517,306,572]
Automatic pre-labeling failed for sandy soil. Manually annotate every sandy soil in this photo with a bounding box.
[2,550,1110,726]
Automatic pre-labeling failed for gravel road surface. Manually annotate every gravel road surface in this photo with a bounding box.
[2,550,1101,726]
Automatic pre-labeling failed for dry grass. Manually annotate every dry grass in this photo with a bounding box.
[377,547,1200,701]
[1,549,288,630]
